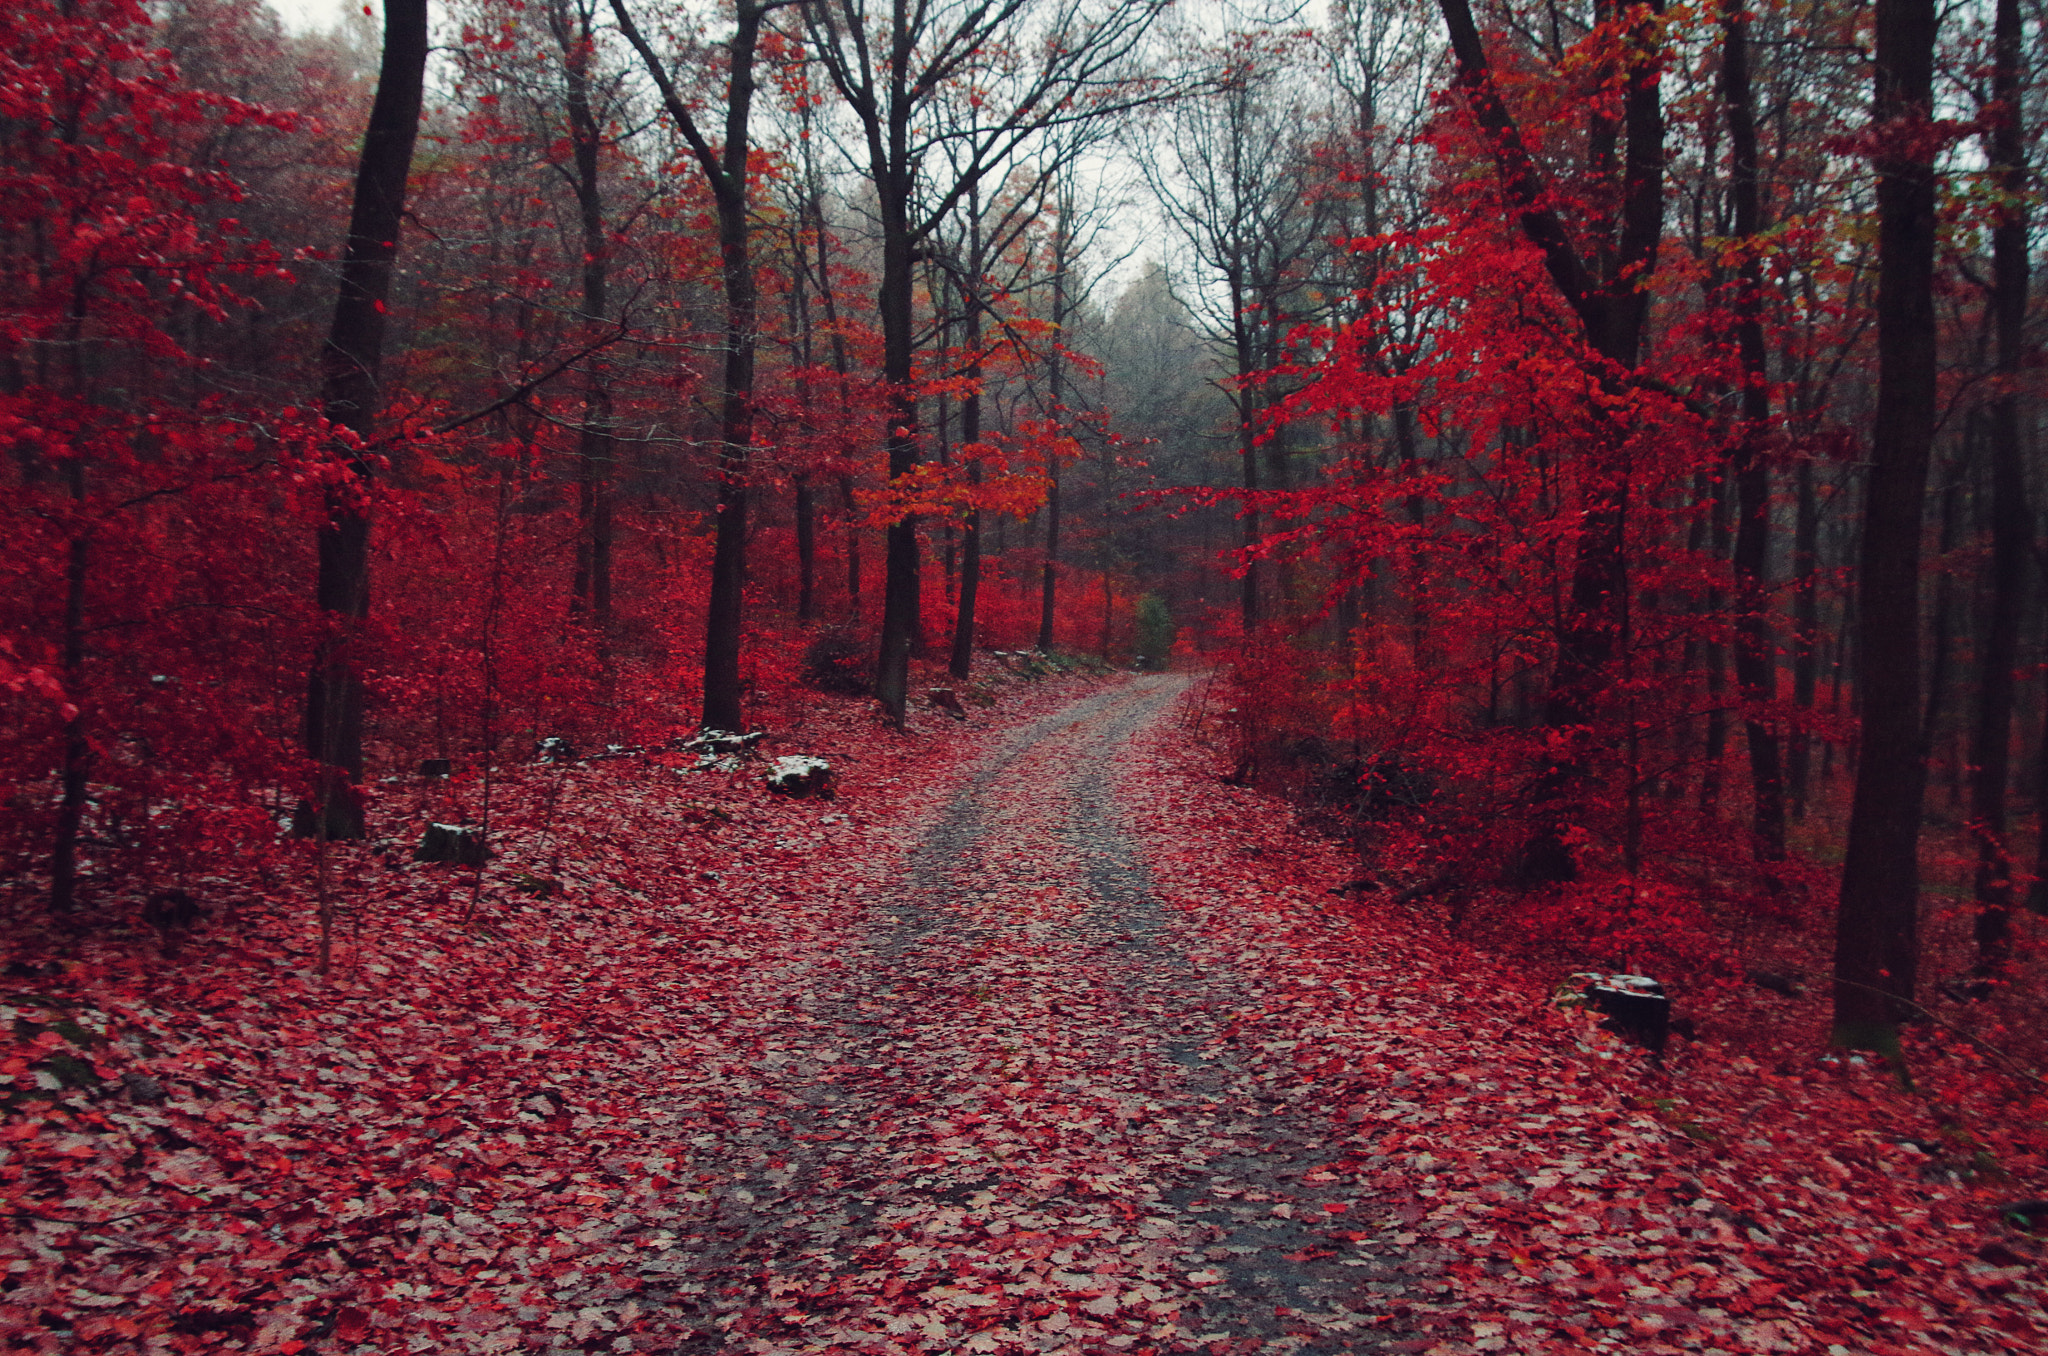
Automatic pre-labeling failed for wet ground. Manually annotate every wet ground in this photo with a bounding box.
[634,678,1406,1354]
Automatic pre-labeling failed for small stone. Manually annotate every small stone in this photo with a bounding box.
[765,756,833,798]
[122,1071,167,1105]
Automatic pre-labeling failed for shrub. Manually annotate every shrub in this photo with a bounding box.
[800,624,873,696]
[1133,594,1176,671]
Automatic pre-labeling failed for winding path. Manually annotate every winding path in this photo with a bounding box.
[640,677,1404,1353]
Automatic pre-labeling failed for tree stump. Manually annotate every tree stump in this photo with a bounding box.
[416,823,488,867]
[1562,972,1670,1054]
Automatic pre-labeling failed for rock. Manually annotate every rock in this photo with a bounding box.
[675,728,763,755]
[418,757,453,778]
[122,1071,167,1105]
[37,1050,98,1090]
[416,823,488,867]
[1746,968,1805,998]
[765,755,833,798]
[512,872,560,899]
[1999,1201,2048,1232]
[675,728,763,772]
[927,687,967,719]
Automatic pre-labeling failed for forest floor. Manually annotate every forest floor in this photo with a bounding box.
[5,670,2047,1355]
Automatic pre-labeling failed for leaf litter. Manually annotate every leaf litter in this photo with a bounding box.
[4,673,2044,1355]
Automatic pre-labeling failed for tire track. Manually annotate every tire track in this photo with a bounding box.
[635,677,1404,1353]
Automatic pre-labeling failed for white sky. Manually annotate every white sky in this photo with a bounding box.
[268,0,363,34]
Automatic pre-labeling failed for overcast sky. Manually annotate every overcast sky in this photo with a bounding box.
[268,0,358,34]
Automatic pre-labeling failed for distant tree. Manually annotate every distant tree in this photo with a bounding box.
[1141,36,1342,630]
[798,0,1177,725]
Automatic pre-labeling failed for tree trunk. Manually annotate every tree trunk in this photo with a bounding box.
[1974,0,2030,965]
[796,475,817,621]
[950,251,985,680]
[1721,0,1785,858]
[1921,473,1958,760]
[1231,278,1261,633]
[874,205,921,726]
[1701,468,1731,818]
[49,461,89,913]
[840,474,862,612]
[611,0,774,735]
[1832,0,1937,1056]
[305,0,430,842]
[1037,234,1069,652]
[1789,457,1820,816]
[558,0,615,632]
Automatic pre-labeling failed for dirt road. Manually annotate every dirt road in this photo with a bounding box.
[638,678,1401,1354]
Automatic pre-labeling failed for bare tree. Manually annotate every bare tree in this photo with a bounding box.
[1140,37,1342,630]
[798,0,1179,725]
[611,0,797,733]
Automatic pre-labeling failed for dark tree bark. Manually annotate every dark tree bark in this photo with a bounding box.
[784,159,823,624]
[1974,0,2031,965]
[304,0,430,841]
[1233,284,1261,632]
[949,323,984,680]
[1701,469,1731,818]
[552,0,616,633]
[1832,0,1937,1055]
[948,201,990,681]
[1922,474,1959,760]
[48,462,88,912]
[840,474,862,611]
[1037,230,1068,652]
[1789,456,1820,815]
[1720,0,1785,858]
[875,209,923,720]
[613,0,787,734]
[795,475,817,622]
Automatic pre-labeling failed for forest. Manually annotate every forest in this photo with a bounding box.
[2,0,2046,1350]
